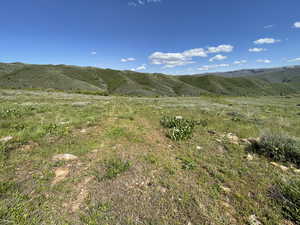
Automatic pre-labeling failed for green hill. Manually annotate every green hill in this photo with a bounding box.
[0,62,299,96]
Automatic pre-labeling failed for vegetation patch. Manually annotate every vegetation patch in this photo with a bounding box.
[160,116,201,141]
[250,131,300,166]
[80,202,112,225]
[100,158,131,180]
[270,179,300,224]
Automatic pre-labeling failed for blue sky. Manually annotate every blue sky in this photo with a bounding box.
[1,0,300,74]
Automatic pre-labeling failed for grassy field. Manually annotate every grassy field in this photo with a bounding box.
[0,89,300,225]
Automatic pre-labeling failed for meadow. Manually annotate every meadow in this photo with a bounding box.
[0,89,299,225]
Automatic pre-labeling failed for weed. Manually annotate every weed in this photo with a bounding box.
[160,116,198,141]
[80,202,112,225]
[101,158,131,180]
[270,179,300,224]
[177,156,197,170]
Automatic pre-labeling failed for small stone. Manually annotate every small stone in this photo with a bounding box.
[241,138,251,145]
[80,129,87,133]
[52,154,78,161]
[52,167,70,184]
[270,162,289,172]
[0,136,13,143]
[220,185,231,193]
[279,165,289,172]
[175,116,183,120]
[248,215,262,225]
[293,169,300,174]
[270,162,280,167]
[196,146,203,150]
[246,154,254,161]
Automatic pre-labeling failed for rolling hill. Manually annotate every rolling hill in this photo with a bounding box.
[0,62,299,96]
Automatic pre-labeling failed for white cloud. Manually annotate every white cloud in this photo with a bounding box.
[128,0,161,6]
[233,60,247,65]
[183,48,207,57]
[131,64,146,71]
[294,22,300,28]
[254,38,280,44]
[121,57,136,62]
[287,57,300,62]
[198,64,229,71]
[209,54,227,62]
[149,51,196,68]
[264,25,274,29]
[91,51,97,55]
[149,45,233,68]
[207,45,234,53]
[249,48,267,52]
[257,59,271,63]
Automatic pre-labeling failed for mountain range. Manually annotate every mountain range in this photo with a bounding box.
[0,62,299,96]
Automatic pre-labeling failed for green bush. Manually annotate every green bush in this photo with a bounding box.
[270,179,300,224]
[252,132,300,166]
[160,116,199,141]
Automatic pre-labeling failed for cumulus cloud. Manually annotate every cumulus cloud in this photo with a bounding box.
[294,22,300,28]
[264,25,274,29]
[197,64,229,71]
[149,51,197,68]
[254,38,280,44]
[149,45,233,68]
[207,45,234,53]
[287,57,300,62]
[128,0,161,6]
[121,57,136,62]
[249,48,267,52]
[233,60,247,65]
[257,59,271,63]
[131,64,146,71]
[209,54,227,62]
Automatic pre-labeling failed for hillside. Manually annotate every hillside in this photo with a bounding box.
[0,62,299,96]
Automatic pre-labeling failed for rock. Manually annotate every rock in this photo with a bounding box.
[279,165,289,172]
[293,169,300,174]
[52,154,78,161]
[241,138,251,145]
[0,136,13,143]
[80,129,87,133]
[248,215,262,225]
[71,102,91,107]
[52,167,70,184]
[220,185,231,193]
[247,138,260,144]
[196,146,203,150]
[270,162,289,172]
[246,154,254,161]
[175,116,183,120]
[227,133,239,144]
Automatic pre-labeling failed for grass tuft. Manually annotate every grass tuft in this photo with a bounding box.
[270,179,300,224]
[101,158,131,180]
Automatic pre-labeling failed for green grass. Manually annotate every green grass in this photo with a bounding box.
[0,89,300,224]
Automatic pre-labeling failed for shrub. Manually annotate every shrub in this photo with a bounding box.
[160,116,199,141]
[251,132,300,166]
[270,179,300,224]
